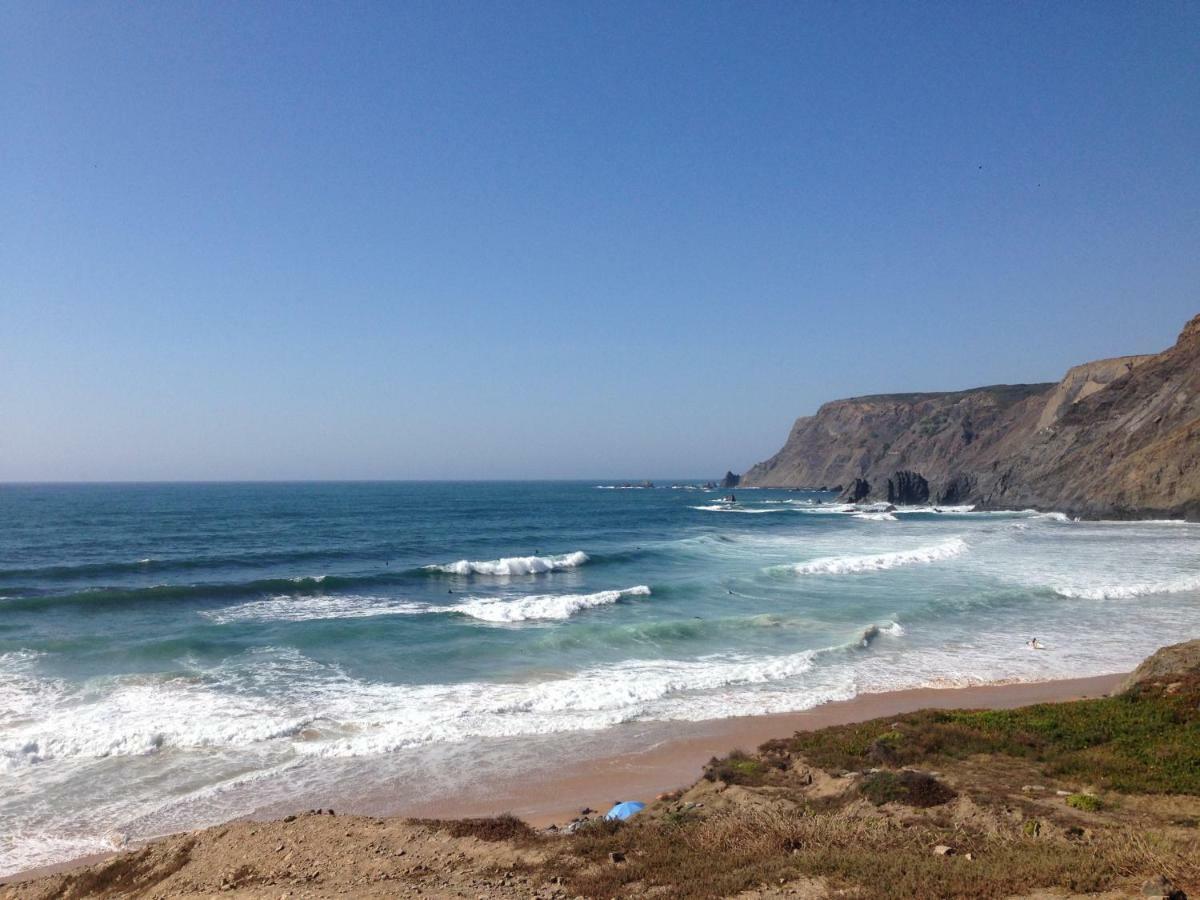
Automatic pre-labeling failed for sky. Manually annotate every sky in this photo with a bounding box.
[2,1,1198,481]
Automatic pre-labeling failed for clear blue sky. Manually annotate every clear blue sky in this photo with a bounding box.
[3,2,1197,480]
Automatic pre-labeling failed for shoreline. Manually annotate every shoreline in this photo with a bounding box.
[1,670,1125,886]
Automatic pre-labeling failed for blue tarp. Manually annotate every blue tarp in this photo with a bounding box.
[604,801,645,821]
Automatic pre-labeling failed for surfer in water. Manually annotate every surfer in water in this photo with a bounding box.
[1027,637,1046,650]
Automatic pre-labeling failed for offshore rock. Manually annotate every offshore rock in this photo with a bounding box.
[842,478,871,503]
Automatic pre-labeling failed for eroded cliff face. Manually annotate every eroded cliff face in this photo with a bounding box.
[740,314,1200,519]
[740,383,1053,500]
[983,314,1200,519]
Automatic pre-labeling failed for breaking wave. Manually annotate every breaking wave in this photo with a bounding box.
[423,551,589,576]
[777,538,968,576]
[204,595,429,625]
[0,644,838,770]
[1053,573,1200,601]
[452,586,651,623]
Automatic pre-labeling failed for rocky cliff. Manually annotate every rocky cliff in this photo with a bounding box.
[740,313,1200,520]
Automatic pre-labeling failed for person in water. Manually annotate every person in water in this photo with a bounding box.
[1028,637,1046,650]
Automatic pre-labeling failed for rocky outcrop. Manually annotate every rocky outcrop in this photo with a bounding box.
[844,478,871,503]
[721,471,741,489]
[741,313,1200,520]
[935,473,976,505]
[885,471,929,505]
[1118,639,1200,693]
[1034,355,1152,431]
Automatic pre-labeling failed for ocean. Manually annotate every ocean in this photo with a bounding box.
[2,481,1199,873]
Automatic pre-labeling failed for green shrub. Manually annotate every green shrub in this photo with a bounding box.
[860,770,956,808]
[781,676,1200,795]
[1066,793,1103,812]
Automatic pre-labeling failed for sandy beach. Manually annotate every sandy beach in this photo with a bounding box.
[391,672,1126,826]
[2,670,1124,886]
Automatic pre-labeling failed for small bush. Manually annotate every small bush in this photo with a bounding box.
[1066,793,1103,812]
[704,749,771,786]
[860,770,956,808]
[418,813,539,843]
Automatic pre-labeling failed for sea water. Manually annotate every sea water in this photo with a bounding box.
[2,481,1198,873]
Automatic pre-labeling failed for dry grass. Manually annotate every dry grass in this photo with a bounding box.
[415,813,542,844]
[551,804,1200,899]
[544,678,1200,898]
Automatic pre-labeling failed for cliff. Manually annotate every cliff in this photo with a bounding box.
[740,313,1200,519]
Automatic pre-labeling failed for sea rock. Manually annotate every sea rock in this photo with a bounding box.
[886,471,929,505]
[936,473,975,505]
[842,478,871,503]
[721,471,741,489]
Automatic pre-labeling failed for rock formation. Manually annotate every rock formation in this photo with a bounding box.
[1118,639,1200,693]
[740,314,1200,520]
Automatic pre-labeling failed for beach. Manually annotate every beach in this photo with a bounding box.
[1,670,1124,886]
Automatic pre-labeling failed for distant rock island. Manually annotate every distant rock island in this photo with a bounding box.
[737,313,1200,520]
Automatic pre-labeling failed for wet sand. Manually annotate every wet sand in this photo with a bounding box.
[1,671,1124,885]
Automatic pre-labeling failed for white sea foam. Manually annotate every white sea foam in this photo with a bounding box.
[690,504,785,514]
[0,677,309,771]
[0,831,120,881]
[205,595,428,625]
[452,586,651,623]
[853,511,897,521]
[1053,573,1200,601]
[424,551,589,576]
[0,651,67,729]
[299,647,830,757]
[780,538,968,575]
[0,644,828,769]
[792,503,859,515]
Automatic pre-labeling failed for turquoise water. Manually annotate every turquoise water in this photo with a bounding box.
[3,481,1199,872]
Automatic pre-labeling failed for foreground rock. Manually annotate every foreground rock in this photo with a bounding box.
[1,814,548,900]
[1119,638,1200,694]
[740,313,1200,520]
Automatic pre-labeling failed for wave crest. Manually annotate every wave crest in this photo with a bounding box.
[424,551,589,576]
[453,586,651,623]
[779,538,968,576]
[1054,573,1200,601]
